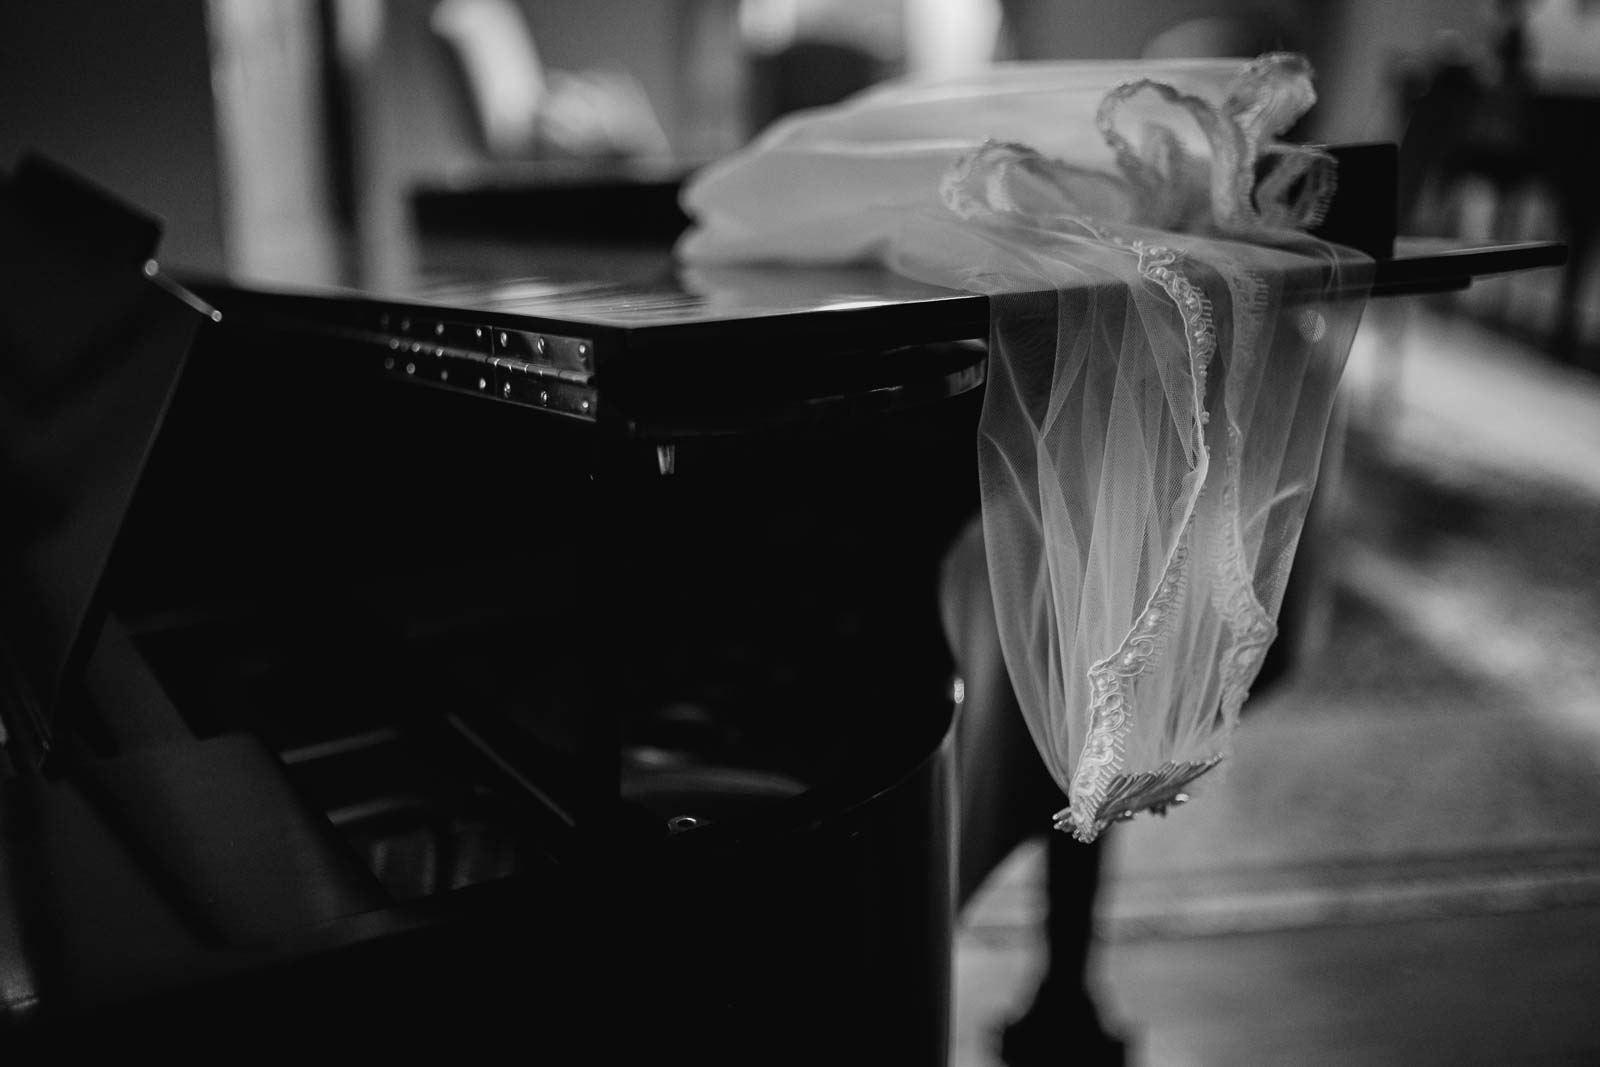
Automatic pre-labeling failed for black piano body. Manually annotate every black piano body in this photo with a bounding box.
[0,149,1566,1060]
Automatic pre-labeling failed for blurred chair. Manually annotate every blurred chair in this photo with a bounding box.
[1392,6,1599,363]
[745,38,887,132]
[430,0,670,161]
[1394,47,1535,243]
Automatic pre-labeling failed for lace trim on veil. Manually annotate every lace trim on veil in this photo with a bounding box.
[1094,54,1335,236]
[1049,252,1279,841]
[1041,57,1329,840]
[1056,239,1222,841]
[1209,261,1279,724]
[1210,423,1277,723]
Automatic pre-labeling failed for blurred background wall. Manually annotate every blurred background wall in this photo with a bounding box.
[3,0,1598,354]
[0,0,227,271]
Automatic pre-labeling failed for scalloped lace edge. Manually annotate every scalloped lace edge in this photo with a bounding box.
[1062,238,1215,842]
[1054,757,1224,841]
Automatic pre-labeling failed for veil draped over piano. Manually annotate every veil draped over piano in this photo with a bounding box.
[677,54,1373,841]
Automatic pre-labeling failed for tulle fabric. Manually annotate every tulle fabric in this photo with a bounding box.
[678,55,1373,841]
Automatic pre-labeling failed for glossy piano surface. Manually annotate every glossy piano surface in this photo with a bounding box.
[197,233,1565,342]
[187,230,1565,440]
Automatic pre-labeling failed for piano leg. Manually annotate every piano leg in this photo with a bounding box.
[939,516,1128,1067]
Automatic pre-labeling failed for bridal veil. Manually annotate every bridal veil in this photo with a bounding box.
[678,54,1373,841]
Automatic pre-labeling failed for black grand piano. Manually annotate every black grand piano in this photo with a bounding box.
[0,151,1564,1061]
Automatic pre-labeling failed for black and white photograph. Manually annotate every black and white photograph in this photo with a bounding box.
[2,1,1597,1063]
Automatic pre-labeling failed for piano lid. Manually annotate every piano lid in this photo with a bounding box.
[0,155,212,765]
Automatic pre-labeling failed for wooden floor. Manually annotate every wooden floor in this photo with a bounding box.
[952,303,1600,1066]
[956,903,1600,1066]
[1099,904,1600,1067]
